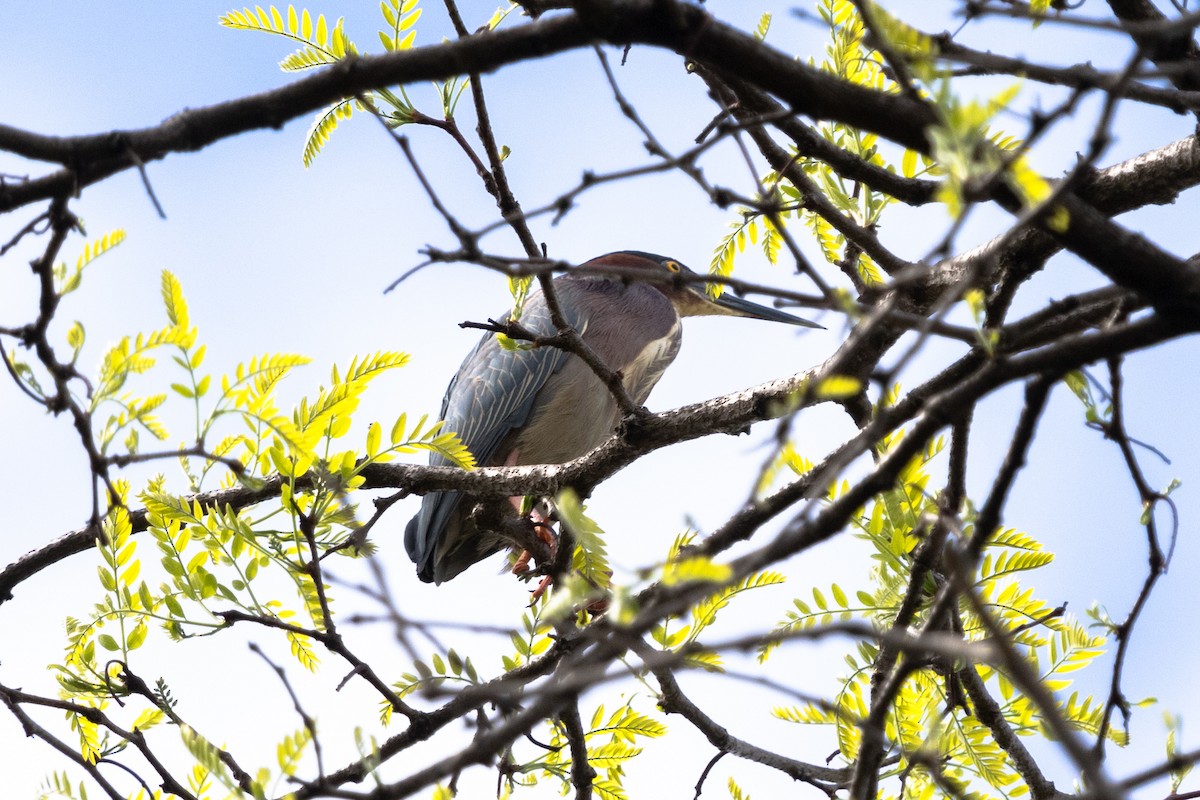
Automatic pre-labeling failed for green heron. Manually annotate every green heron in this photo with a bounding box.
[405,251,821,584]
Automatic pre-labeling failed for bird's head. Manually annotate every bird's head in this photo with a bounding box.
[578,251,823,329]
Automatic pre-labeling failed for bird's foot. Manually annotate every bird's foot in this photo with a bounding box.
[528,574,554,604]
[511,520,557,577]
[526,570,613,614]
[518,523,564,606]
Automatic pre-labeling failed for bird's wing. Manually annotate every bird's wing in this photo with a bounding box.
[437,297,582,467]
[405,295,582,582]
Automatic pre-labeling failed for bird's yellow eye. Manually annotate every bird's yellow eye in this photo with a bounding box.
[663,260,682,273]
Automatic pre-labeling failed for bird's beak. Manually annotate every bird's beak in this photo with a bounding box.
[708,290,824,329]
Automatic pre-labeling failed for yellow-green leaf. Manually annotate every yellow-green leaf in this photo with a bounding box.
[366,421,381,458]
[815,375,862,399]
[662,556,733,586]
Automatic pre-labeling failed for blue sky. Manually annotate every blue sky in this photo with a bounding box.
[2,2,1198,797]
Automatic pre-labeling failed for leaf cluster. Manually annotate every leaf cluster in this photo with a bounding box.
[762,413,1120,797]
[220,2,511,165]
[47,263,478,794]
[504,702,666,800]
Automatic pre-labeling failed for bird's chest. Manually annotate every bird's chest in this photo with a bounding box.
[583,283,681,400]
[508,283,681,464]
[619,318,681,404]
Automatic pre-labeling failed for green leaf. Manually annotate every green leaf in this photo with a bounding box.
[59,230,126,296]
[161,270,190,329]
[303,98,356,167]
[754,12,771,41]
[689,571,786,644]
[66,321,86,363]
[555,488,610,590]
[131,707,165,732]
[662,556,732,586]
[398,6,421,32]
[366,421,381,458]
[1030,0,1051,25]
[390,412,407,445]
[163,593,184,616]
[126,621,148,650]
[277,727,314,776]
[815,375,862,399]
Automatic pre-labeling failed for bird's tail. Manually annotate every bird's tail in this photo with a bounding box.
[404,506,438,583]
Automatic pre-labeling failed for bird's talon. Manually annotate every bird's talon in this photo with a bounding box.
[528,575,553,604]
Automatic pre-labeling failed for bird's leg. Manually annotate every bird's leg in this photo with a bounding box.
[499,450,557,602]
[528,575,554,604]
[510,500,557,576]
[516,506,559,604]
[505,451,559,578]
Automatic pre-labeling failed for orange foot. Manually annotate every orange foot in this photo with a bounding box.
[511,518,557,576]
[529,574,554,604]
[518,521,558,605]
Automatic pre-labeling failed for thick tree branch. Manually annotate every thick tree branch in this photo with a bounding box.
[0,284,1165,606]
[0,2,935,213]
[1106,0,1200,94]
[1,2,1194,326]
[5,7,1200,797]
